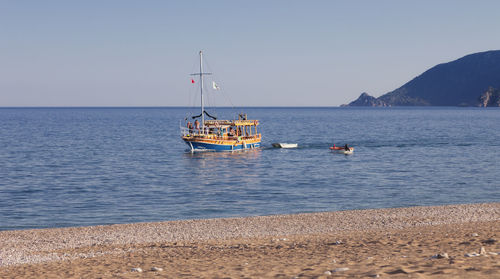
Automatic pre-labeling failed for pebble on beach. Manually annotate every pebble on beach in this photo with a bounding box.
[432,253,449,259]
[480,246,487,255]
[151,267,163,271]
[482,238,497,244]
[131,267,143,272]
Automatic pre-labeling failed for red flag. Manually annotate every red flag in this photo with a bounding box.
[191,79,195,84]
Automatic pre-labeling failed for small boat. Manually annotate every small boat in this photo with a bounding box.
[330,145,354,154]
[181,51,262,152]
[272,143,298,149]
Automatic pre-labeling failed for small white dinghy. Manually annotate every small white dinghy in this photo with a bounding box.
[272,143,298,149]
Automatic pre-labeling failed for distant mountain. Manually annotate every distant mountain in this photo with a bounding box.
[346,50,500,107]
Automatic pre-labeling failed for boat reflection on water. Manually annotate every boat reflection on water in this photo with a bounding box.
[183,148,262,160]
[182,149,263,184]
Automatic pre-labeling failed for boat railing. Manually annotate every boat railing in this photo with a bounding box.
[180,126,189,136]
[181,126,213,136]
[180,125,261,139]
[204,119,259,126]
[179,126,218,137]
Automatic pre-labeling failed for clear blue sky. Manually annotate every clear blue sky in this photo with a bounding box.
[1,0,500,107]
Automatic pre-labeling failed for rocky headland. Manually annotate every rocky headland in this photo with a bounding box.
[345,50,500,107]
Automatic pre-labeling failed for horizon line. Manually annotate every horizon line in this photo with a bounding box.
[0,105,346,109]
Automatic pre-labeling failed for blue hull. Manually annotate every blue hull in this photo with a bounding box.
[184,140,261,152]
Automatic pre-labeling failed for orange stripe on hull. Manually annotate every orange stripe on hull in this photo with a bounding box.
[183,137,261,146]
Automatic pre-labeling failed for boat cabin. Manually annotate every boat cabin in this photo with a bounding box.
[181,119,260,141]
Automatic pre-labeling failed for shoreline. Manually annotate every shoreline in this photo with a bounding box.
[1,203,499,278]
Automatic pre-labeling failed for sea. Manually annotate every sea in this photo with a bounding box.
[1,107,499,231]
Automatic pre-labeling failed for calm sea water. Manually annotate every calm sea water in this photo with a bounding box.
[0,107,499,231]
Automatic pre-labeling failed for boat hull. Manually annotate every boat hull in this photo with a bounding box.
[330,147,354,154]
[183,137,261,152]
[272,143,298,148]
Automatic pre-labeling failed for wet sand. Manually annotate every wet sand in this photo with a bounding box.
[1,203,499,278]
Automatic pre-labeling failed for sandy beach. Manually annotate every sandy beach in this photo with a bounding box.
[1,203,499,278]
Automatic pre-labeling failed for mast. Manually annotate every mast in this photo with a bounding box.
[191,50,211,132]
[199,51,204,129]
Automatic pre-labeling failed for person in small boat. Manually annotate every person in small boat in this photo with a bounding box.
[194,119,200,133]
[344,144,350,151]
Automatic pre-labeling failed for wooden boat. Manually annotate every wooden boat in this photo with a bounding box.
[272,143,298,148]
[181,51,261,152]
[330,146,354,154]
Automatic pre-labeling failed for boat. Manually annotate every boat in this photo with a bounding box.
[181,51,262,152]
[330,145,354,154]
[272,143,298,148]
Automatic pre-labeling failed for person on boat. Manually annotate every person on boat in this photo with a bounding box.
[194,119,200,133]
[344,144,350,151]
[187,121,193,133]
